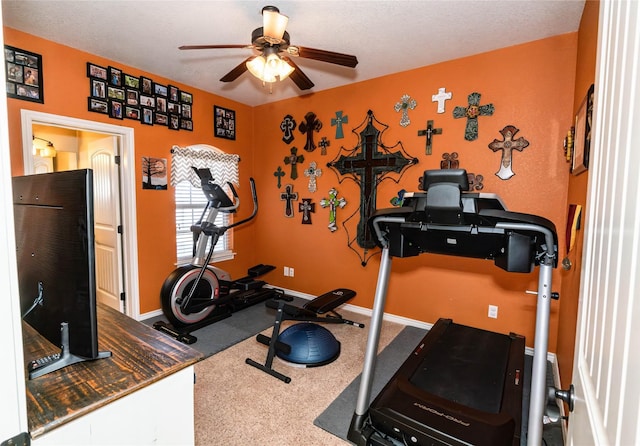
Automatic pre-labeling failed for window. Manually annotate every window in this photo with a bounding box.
[171,144,240,264]
[174,181,233,263]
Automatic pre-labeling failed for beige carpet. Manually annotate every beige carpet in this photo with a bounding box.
[193,310,404,445]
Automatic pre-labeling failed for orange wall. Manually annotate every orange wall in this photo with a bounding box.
[3,28,258,314]
[4,26,586,354]
[557,0,599,387]
[253,33,578,351]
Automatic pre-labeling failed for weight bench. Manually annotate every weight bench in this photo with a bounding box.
[246,288,364,383]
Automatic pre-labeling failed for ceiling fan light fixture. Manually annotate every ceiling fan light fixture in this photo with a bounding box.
[246,50,294,84]
[262,6,288,43]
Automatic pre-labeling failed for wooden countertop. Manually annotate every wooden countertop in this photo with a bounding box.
[23,303,203,438]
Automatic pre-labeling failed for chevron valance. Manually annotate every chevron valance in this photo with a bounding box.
[171,144,240,188]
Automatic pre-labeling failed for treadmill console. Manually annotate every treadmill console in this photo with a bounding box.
[369,169,557,272]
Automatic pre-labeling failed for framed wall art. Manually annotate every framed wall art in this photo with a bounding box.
[86,61,193,130]
[214,105,236,140]
[571,84,594,175]
[5,45,44,103]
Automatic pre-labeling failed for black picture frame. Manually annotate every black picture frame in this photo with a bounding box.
[180,119,193,131]
[180,91,193,104]
[169,114,180,130]
[5,45,44,103]
[125,106,141,121]
[108,66,122,86]
[109,100,124,119]
[141,108,154,126]
[571,84,594,176]
[90,78,106,99]
[88,97,108,114]
[214,105,236,140]
[140,76,153,94]
[124,73,140,89]
[87,62,107,80]
[154,82,167,97]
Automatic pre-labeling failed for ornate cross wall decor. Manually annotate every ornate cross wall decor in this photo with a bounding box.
[320,188,346,232]
[417,120,443,155]
[298,198,315,224]
[394,94,417,127]
[440,152,459,169]
[318,137,330,155]
[284,147,304,179]
[299,111,322,152]
[280,114,296,144]
[331,111,348,139]
[453,92,494,141]
[273,166,285,189]
[327,110,418,258]
[488,125,530,180]
[304,161,322,192]
[280,184,298,218]
[432,87,452,114]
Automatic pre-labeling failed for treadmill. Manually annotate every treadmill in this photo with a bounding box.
[348,169,572,446]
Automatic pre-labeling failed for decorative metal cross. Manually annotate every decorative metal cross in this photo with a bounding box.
[328,110,418,248]
[320,188,346,232]
[284,147,304,179]
[417,120,443,155]
[331,111,348,139]
[280,184,298,218]
[394,94,417,127]
[440,152,460,169]
[488,125,530,180]
[273,166,285,189]
[303,161,322,192]
[432,87,452,114]
[280,114,297,144]
[298,198,315,224]
[453,92,494,141]
[318,137,330,155]
[298,111,322,152]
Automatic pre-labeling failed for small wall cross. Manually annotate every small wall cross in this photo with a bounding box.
[273,166,285,189]
[284,147,304,179]
[331,111,348,139]
[280,114,296,144]
[417,120,443,155]
[280,184,298,218]
[304,161,323,192]
[298,198,315,224]
[432,87,452,114]
[318,137,331,155]
[320,188,347,232]
[394,94,417,127]
[488,125,529,180]
[299,111,322,152]
[453,92,494,141]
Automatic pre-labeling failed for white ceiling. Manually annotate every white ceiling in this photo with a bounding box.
[2,0,585,107]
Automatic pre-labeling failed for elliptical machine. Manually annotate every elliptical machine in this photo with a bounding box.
[154,167,279,344]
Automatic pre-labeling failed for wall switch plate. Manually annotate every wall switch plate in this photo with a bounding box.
[488,305,498,319]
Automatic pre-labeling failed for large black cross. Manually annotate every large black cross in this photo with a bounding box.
[328,111,417,248]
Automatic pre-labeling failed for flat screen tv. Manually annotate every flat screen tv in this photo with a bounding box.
[12,169,111,379]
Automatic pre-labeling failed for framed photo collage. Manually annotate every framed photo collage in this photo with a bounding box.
[87,62,193,131]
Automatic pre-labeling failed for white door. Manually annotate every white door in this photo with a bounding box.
[87,136,124,312]
[567,1,640,444]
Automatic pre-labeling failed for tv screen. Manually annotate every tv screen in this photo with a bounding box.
[12,169,110,379]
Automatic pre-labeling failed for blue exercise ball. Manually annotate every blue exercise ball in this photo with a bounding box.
[276,323,341,366]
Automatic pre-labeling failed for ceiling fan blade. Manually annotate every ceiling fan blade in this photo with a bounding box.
[220,57,254,82]
[288,46,358,68]
[179,44,250,50]
[281,56,314,90]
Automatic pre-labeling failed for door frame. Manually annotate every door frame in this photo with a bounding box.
[20,110,140,320]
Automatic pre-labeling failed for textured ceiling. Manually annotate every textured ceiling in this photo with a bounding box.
[2,0,585,106]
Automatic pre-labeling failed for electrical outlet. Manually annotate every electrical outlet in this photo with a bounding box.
[284,266,290,276]
[289,267,295,277]
[488,305,498,319]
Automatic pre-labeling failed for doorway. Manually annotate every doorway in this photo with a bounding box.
[21,110,140,320]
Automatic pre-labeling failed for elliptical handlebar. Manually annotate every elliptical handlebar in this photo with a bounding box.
[224,177,258,231]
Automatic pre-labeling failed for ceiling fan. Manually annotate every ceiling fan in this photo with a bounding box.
[179,5,358,91]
